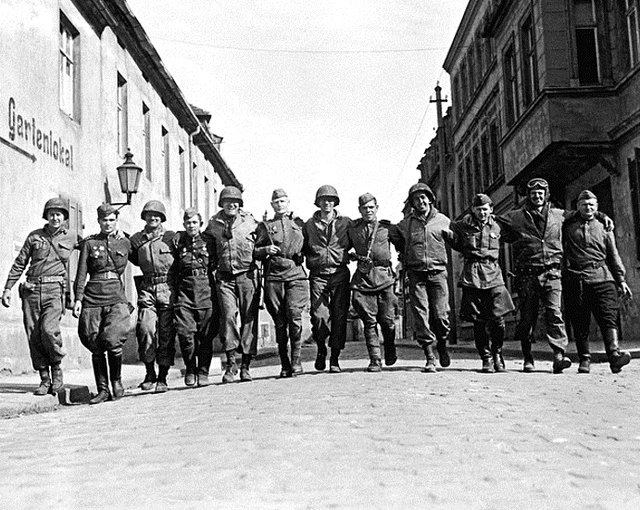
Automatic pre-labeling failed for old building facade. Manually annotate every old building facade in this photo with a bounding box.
[0,0,241,372]
[421,0,640,343]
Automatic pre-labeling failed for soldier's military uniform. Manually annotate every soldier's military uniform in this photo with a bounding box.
[347,193,397,372]
[171,209,217,387]
[303,185,352,372]
[75,203,132,403]
[390,183,451,372]
[205,187,259,383]
[254,189,308,378]
[2,198,78,395]
[563,189,631,374]
[445,194,514,372]
[129,201,176,392]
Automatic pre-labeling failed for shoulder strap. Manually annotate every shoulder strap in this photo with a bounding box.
[365,221,379,259]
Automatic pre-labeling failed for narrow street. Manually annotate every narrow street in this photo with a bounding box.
[1,351,639,509]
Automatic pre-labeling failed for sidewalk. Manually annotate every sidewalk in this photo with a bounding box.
[1,336,638,419]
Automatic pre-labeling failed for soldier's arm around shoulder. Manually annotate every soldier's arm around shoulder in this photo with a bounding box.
[253,222,270,260]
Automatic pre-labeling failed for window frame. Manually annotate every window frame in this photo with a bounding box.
[59,12,79,121]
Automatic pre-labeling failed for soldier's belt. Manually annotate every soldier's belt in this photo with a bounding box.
[515,264,560,276]
[182,268,208,277]
[567,260,606,271]
[90,271,120,280]
[142,275,171,284]
[26,275,65,284]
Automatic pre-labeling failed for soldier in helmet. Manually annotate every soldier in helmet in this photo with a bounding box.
[347,193,398,372]
[389,183,452,373]
[303,184,352,372]
[2,198,79,395]
[129,200,177,392]
[73,204,133,404]
[254,188,308,378]
[205,186,259,383]
[171,208,217,387]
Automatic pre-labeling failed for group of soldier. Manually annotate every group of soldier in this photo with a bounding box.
[2,177,634,403]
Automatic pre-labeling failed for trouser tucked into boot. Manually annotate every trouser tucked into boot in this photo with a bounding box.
[90,354,110,405]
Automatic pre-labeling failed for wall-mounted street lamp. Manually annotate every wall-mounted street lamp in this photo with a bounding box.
[112,150,142,208]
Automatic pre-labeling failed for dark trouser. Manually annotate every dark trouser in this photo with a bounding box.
[20,281,66,370]
[514,272,568,358]
[136,285,176,366]
[174,306,214,373]
[264,278,308,354]
[216,270,259,356]
[564,279,619,360]
[309,268,350,350]
[78,302,131,356]
[407,269,450,348]
[352,286,397,358]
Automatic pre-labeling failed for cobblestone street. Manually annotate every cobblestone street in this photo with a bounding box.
[2,350,640,509]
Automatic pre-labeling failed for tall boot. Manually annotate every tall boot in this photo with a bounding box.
[605,329,631,374]
[222,350,237,384]
[314,342,327,371]
[329,348,341,373]
[278,343,293,378]
[34,367,51,396]
[89,354,110,404]
[155,365,170,393]
[489,320,506,373]
[240,354,253,382]
[50,362,64,394]
[382,328,397,366]
[423,344,437,373]
[108,352,125,399]
[139,362,157,391]
[291,338,303,375]
[521,339,535,373]
[436,338,451,368]
[474,322,493,373]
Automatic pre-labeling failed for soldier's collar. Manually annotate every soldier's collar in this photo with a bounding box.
[44,224,67,235]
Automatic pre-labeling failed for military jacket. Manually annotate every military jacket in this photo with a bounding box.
[447,214,505,289]
[74,233,132,307]
[254,212,307,282]
[4,225,78,290]
[205,210,257,276]
[130,228,176,279]
[347,219,395,292]
[303,210,352,275]
[563,215,626,285]
[391,208,450,272]
[171,231,214,309]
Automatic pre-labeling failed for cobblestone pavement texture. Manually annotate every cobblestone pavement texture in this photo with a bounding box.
[1,343,640,509]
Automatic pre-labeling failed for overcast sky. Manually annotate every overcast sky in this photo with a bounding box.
[126,0,468,222]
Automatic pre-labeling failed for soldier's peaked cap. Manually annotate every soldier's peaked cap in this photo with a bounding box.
[358,192,376,207]
[97,203,118,219]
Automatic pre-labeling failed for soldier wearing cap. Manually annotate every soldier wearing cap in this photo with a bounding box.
[389,182,452,372]
[444,194,515,372]
[497,177,613,373]
[205,186,259,383]
[562,189,632,374]
[347,193,398,372]
[303,185,352,373]
[2,198,79,395]
[73,203,133,404]
[254,188,308,377]
[129,200,177,392]
[171,208,217,387]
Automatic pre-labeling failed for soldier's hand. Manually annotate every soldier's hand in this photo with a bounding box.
[265,245,281,256]
[1,289,11,308]
[72,300,82,318]
[620,282,633,300]
[604,216,615,232]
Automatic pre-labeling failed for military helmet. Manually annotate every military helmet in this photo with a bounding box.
[140,200,167,222]
[42,197,69,220]
[407,182,436,204]
[218,186,244,207]
[314,184,340,207]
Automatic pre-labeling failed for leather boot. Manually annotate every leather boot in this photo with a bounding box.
[108,352,125,399]
[197,365,211,387]
[605,329,631,373]
[222,350,237,383]
[314,342,327,371]
[34,367,51,396]
[50,362,64,394]
[488,320,506,372]
[367,358,382,372]
[329,348,341,373]
[278,343,293,378]
[291,338,303,375]
[382,328,397,366]
[492,351,506,373]
[578,357,591,374]
[436,339,451,368]
[423,344,437,373]
[240,354,253,382]
[552,349,572,374]
[474,322,491,372]
[155,365,170,392]
[89,354,110,404]
[521,339,535,372]
[139,362,157,391]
